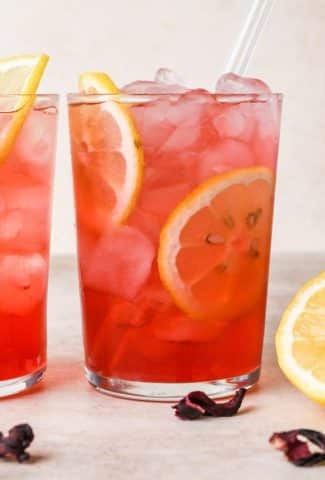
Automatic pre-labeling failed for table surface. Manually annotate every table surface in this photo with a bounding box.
[1,253,325,479]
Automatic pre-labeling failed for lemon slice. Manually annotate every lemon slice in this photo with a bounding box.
[75,72,143,225]
[158,167,274,320]
[0,53,49,164]
[276,272,325,405]
[79,72,119,94]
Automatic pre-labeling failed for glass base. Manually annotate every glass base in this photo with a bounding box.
[85,366,260,402]
[0,368,45,398]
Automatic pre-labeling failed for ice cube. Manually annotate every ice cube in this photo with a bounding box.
[137,183,191,225]
[143,154,197,189]
[159,90,215,153]
[253,97,281,139]
[127,207,161,244]
[166,89,214,125]
[0,253,47,315]
[131,100,176,152]
[109,300,148,328]
[154,68,186,87]
[252,97,281,170]
[110,266,172,328]
[82,226,155,299]
[0,186,50,252]
[133,90,218,194]
[111,291,170,329]
[253,135,279,169]
[11,109,56,182]
[216,73,271,94]
[0,210,23,243]
[122,81,158,94]
[159,112,200,152]
[212,102,256,143]
[197,139,256,183]
[122,80,186,94]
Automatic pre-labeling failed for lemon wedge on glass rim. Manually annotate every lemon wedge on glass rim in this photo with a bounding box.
[276,272,325,405]
[78,72,143,224]
[0,53,49,164]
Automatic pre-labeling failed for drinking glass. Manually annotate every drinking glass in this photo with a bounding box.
[0,94,58,396]
[68,89,281,400]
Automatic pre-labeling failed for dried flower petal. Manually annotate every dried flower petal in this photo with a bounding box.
[0,424,34,462]
[270,429,325,467]
[173,388,246,420]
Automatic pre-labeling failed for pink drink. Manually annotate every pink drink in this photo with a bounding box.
[69,77,281,399]
[0,95,57,396]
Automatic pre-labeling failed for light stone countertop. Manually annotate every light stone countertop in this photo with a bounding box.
[1,253,325,479]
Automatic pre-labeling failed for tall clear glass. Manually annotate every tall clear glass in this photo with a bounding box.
[0,94,58,396]
[68,90,282,400]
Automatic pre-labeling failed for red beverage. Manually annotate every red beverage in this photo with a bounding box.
[68,76,281,399]
[0,96,57,395]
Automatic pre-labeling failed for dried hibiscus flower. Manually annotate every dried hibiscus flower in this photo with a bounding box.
[270,429,325,467]
[173,388,246,420]
[0,424,34,462]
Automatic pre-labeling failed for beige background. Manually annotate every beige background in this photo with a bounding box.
[1,0,324,254]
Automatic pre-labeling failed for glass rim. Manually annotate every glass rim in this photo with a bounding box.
[0,93,59,98]
[67,91,283,104]
[0,94,59,113]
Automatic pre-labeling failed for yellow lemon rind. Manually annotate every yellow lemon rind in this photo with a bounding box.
[0,53,49,164]
[276,272,325,406]
[78,71,143,225]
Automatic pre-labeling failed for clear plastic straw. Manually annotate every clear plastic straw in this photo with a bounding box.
[224,0,276,75]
